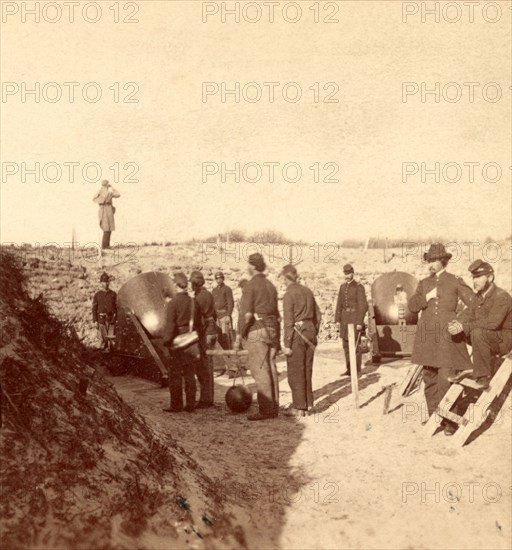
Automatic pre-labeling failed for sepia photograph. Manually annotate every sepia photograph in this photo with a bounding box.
[0,1,511,549]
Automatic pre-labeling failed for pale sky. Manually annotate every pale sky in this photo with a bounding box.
[1,1,511,246]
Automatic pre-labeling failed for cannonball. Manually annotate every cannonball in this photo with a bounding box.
[225,385,253,413]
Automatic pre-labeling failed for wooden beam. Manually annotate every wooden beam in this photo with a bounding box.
[348,324,359,409]
[206,349,248,356]
[127,310,168,378]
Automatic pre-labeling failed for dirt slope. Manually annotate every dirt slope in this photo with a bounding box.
[0,252,244,549]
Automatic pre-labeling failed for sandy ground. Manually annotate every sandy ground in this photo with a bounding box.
[12,242,511,548]
[112,345,512,550]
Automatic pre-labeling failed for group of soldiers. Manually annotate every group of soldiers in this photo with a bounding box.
[92,243,512,425]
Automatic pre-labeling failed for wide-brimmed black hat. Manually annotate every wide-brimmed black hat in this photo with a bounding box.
[99,272,110,282]
[423,243,452,262]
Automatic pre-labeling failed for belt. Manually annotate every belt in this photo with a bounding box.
[295,319,314,328]
[254,313,277,321]
[99,202,112,206]
[344,308,356,312]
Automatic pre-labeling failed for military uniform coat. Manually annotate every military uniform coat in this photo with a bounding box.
[93,186,120,232]
[409,270,475,370]
[92,289,117,323]
[459,284,512,354]
[283,282,322,348]
[334,280,368,339]
[194,287,217,336]
[212,284,234,318]
[239,273,280,346]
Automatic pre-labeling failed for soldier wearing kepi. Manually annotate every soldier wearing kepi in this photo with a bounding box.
[212,271,234,349]
[447,260,512,389]
[280,264,322,417]
[92,272,117,351]
[190,270,217,409]
[162,273,198,413]
[239,253,280,421]
[408,243,475,427]
[334,264,368,376]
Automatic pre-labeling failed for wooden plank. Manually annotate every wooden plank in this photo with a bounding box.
[401,364,424,397]
[382,383,395,414]
[206,349,249,356]
[459,378,488,391]
[348,324,359,409]
[454,356,511,446]
[442,410,464,425]
[127,311,168,378]
[424,384,463,436]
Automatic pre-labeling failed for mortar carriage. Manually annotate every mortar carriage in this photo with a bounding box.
[114,271,176,385]
[367,271,419,363]
[113,271,247,383]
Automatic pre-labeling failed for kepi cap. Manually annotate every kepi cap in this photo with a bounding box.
[343,264,354,274]
[468,259,494,277]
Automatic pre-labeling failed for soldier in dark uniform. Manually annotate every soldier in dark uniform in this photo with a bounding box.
[280,264,322,417]
[92,272,117,351]
[212,271,234,349]
[239,253,280,421]
[162,273,199,412]
[190,270,217,408]
[448,259,512,389]
[334,264,368,376]
[408,244,475,428]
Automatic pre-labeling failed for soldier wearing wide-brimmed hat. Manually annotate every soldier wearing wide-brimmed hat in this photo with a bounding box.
[447,259,512,389]
[408,243,475,431]
[92,272,117,351]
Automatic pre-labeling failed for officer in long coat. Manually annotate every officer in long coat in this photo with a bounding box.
[448,259,512,389]
[281,264,322,416]
[239,253,280,421]
[334,264,368,375]
[92,180,120,249]
[408,243,475,420]
[92,272,117,351]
